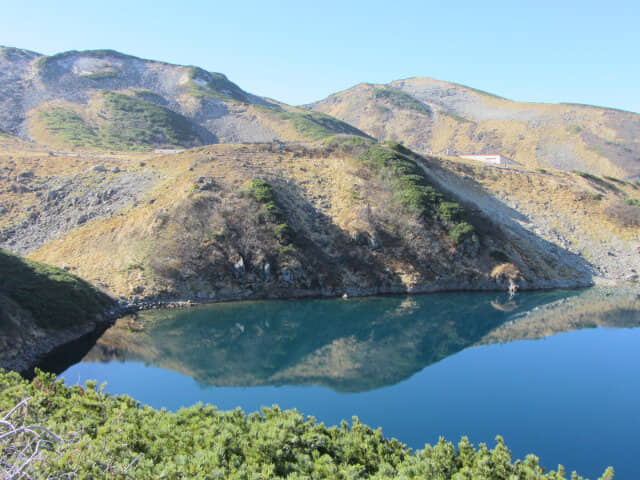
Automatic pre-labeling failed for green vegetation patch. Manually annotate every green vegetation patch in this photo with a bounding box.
[39,93,203,151]
[602,175,626,184]
[359,145,441,214]
[588,193,604,201]
[358,144,475,244]
[35,50,131,72]
[262,106,368,140]
[324,134,374,151]
[186,67,249,103]
[132,90,168,104]
[449,222,475,244]
[39,108,101,148]
[0,371,610,479]
[0,249,113,329]
[100,91,202,150]
[373,87,431,115]
[245,179,294,244]
[572,171,618,191]
[79,70,119,80]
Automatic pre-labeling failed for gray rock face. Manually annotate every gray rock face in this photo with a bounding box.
[0,46,370,149]
[0,169,158,254]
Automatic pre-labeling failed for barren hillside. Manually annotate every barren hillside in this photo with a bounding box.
[0,137,607,302]
[308,78,640,180]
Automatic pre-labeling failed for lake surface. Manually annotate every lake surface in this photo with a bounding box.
[59,287,640,479]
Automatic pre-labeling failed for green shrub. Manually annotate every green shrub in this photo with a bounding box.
[383,140,415,157]
[324,135,373,151]
[245,179,295,244]
[185,66,250,104]
[39,92,202,151]
[357,144,476,243]
[573,171,617,190]
[245,179,276,204]
[0,371,608,480]
[278,244,295,256]
[438,202,466,223]
[123,262,144,271]
[100,92,201,149]
[373,87,431,115]
[260,107,368,140]
[211,230,227,241]
[449,222,475,244]
[358,144,443,216]
[603,175,625,184]
[274,223,294,242]
[439,110,472,123]
[39,108,100,148]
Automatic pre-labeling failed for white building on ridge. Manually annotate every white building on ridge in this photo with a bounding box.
[458,154,509,166]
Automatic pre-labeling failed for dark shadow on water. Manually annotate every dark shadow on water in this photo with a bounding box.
[25,324,111,379]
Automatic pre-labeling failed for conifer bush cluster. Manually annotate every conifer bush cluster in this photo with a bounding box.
[0,371,612,479]
[358,143,476,244]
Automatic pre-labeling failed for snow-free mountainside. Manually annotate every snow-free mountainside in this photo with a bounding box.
[308,78,640,180]
[0,45,638,366]
[0,46,368,150]
[0,45,635,480]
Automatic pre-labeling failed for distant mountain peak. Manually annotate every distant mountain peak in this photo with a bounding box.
[0,47,369,149]
[309,77,640,179]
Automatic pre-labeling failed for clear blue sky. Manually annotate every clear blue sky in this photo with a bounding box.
[2,0,639,113]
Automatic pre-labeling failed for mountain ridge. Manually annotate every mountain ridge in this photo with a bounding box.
[309,77,640,180]
[0,46,369,149]
[2,45,639,180]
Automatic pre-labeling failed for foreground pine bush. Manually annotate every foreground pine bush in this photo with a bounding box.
[0,371,613,479]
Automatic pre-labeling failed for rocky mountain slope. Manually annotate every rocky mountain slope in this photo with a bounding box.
[1,47,638,305]
[308,78,640,180]
[0,46,367,150]
[0,137,606,304]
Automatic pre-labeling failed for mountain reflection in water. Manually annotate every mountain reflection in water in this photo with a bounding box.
[78,288,640,393]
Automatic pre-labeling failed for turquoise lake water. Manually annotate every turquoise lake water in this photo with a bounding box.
[60,288,640,479]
